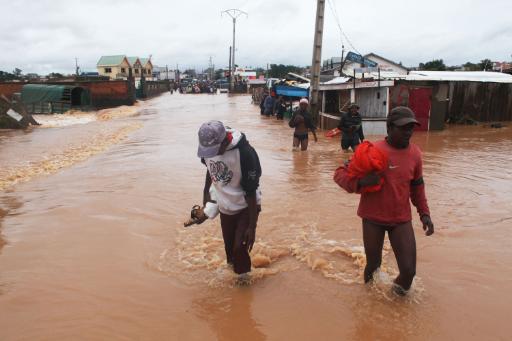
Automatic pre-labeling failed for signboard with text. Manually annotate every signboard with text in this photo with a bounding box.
[345,52,378,67]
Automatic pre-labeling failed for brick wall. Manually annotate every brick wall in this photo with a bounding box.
[0,82,24,99]
[0,80,136,109]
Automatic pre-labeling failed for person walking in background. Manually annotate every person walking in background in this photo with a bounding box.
[338,103,365,152]
[263,93,275,116]
[197,121,262,282]
[259,91,268,115]
[288,98,318,151]
[274,96,287,120]
[334,106,434,296]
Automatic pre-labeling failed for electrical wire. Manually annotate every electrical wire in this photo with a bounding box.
[326,0,362,56]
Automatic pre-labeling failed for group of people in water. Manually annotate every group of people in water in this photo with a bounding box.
[189,101,434,295]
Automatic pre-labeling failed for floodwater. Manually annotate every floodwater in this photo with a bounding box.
[0,93,511,340]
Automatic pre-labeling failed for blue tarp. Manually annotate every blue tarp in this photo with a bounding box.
[274,85,309,98]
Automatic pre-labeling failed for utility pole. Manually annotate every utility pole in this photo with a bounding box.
[309,0,325,122]
[75,57,80,77]
[339,44,345,75]
[228,46,232,91]
[222,9,248,92]
[208,56,214,80]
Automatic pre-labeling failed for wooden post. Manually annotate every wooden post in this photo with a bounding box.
[309,0,325,123]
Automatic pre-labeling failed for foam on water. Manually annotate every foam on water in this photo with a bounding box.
[33,105,140,128]
[156,223,424,299]
[0,123,142,190]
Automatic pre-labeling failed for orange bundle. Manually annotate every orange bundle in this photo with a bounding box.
[347,141,388,193]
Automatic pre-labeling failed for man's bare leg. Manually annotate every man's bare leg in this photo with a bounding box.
[362,219,386,283]
[388,221,416,294]
[300,138,309,151]
[293,137,300,149]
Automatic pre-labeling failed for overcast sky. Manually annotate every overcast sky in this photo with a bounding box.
[1,0,511,75]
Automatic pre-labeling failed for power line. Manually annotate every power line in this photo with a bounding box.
[326,0,344,46]
[326,0,362,55]
[221,9,248,91]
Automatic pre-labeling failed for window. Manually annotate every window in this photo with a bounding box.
[147,69,151,74]
[104,67,112,73]
[135,69,139,74]
[121,68,126,73]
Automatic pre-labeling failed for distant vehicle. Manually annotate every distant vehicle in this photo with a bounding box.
[216,80,229,93]
[266,78,279,90]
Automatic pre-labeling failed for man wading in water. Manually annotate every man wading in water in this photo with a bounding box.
[197,120,262,283]
[338,103,365,152]
[289,98,318,151]
[334,106,434,295]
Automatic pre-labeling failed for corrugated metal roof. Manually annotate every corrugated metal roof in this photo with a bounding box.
[127,57,141,66]
[97,55,127,66]
[406,71,512,83]
[139,58,151,67]
[322,77,351,85]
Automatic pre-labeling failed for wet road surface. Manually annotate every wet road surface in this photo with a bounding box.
[1,93,511,340]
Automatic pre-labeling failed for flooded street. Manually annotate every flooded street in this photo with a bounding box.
[1,93,511,340]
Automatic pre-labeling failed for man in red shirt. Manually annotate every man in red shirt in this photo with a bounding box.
[334,106,434,295]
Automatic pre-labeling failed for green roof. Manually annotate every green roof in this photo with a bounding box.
[127,57,141,66]
[139,58,151,67]
[97,55,127,66]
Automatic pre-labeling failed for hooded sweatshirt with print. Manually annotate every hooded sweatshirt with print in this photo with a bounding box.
[202,129,262,215]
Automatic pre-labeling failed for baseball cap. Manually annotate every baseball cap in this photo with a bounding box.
[299,98,309,105]
[387,106,420,126]
[197,120,227,158]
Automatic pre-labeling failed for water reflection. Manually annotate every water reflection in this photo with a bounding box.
[194,288,266,341]
[0,195,23,254]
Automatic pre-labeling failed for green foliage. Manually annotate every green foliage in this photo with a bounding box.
[254,67,265,77]
[419,59,446,71]
[0,70,19,81]
[268,64,305,78]
[47,72,65,79]
[479,59,493,71]
[463,62,480,71]
[184,69,197,78]
[214,69,224,80]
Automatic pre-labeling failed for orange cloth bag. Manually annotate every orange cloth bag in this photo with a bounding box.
[346,141,388,193]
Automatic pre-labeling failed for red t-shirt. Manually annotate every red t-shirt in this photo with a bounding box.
[334,139,430,224]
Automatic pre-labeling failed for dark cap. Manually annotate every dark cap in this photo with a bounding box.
[348,102,359,109]
[387,106,420,126]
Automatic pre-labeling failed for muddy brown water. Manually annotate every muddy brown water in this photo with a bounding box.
[0,94,511,340]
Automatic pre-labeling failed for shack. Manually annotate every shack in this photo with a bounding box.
[21,84,91,114]
[392,71,512,129]
[319,71,512,133]
[319,75,396,134]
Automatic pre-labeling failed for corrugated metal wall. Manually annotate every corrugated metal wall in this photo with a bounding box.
[448,82,512,122]
[356,88,388,118]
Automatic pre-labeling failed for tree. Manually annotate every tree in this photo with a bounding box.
[13,68,22,77]
[183,68,197,78]
[268,64,305,78]
[48,72,65,79]
[418,59,446,71]
[214,69,225,80]
[479,59,493,71]
[254,67,265,77]
[463,62,480,71]
[0,70,19,81]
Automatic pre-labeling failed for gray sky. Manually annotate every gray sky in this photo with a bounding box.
[1,0,511,74]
